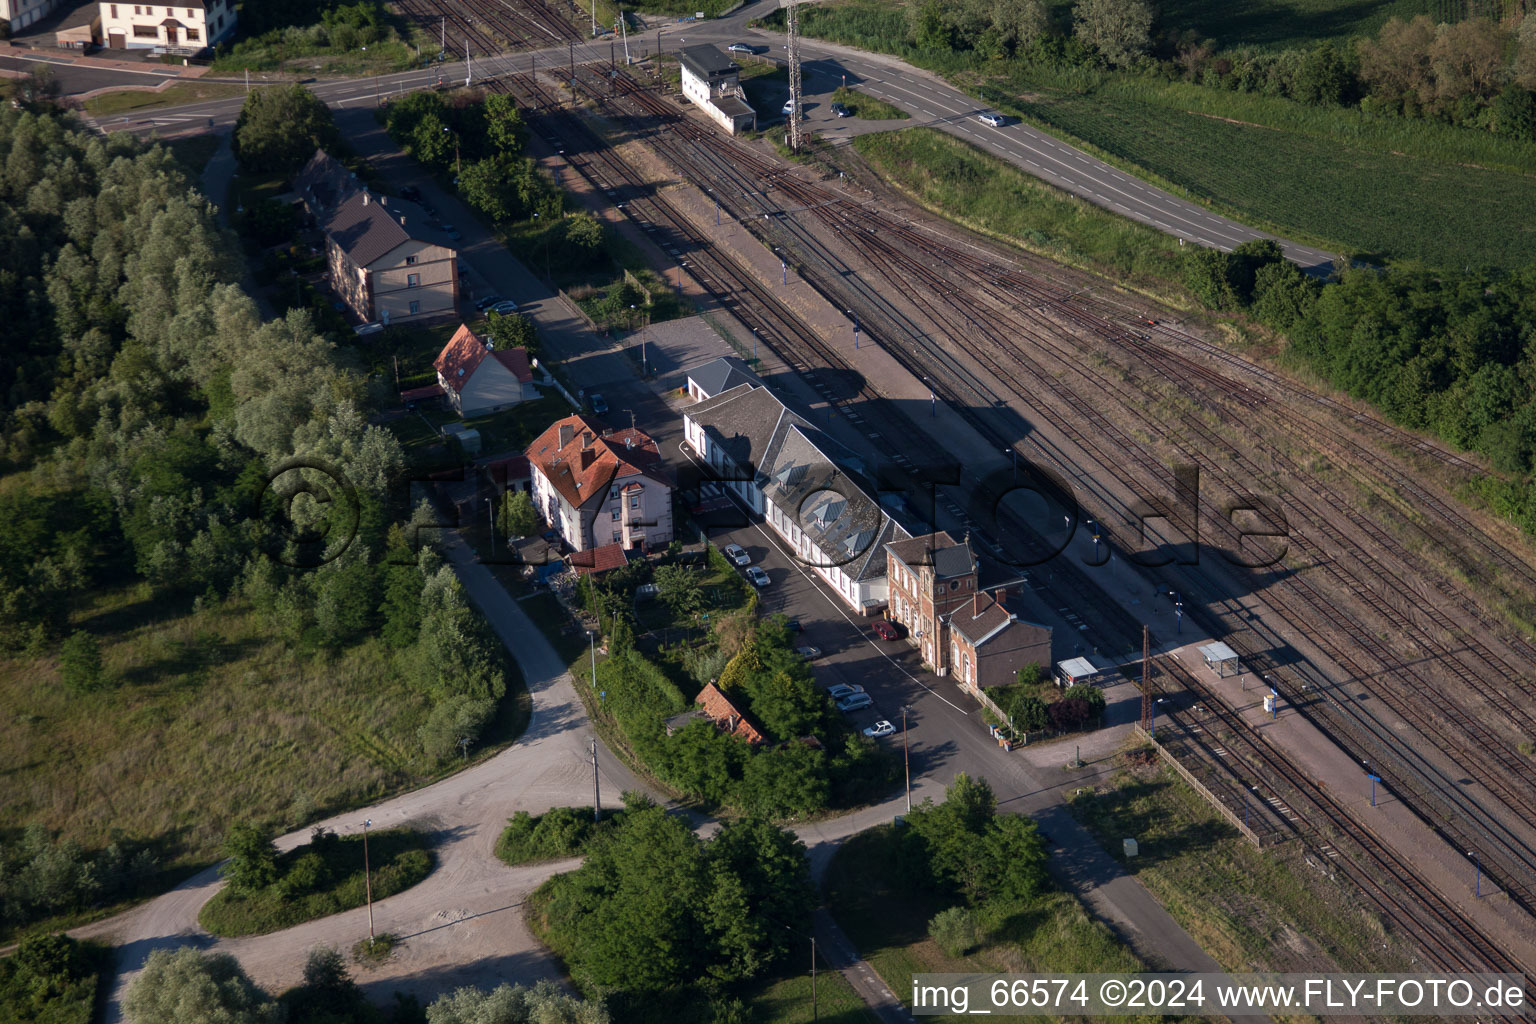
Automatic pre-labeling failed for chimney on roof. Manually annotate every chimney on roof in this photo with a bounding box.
[558,423,575,448]
[580,448,596,470]
[379,195,387,206]
[582,430,594,449]
[362,190,370,206]
[972,592,983,617]
[995,588,1008,604]
[399,215,407,227]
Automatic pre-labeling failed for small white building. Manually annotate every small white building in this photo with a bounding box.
[1,0,66,33]
[679,44,756,136]
[99,0,236,53]
[686,355,762,402]
[433,324,536,418]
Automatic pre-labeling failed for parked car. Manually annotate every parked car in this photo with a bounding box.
[635,583,659,601]
[474,294,504,311]
[745,566,770,587]
[871,619,899,641]
[727,42,754,53]
[826,683,864,701]
[723,543,751,566]
[353,321,385,336]
[400,185,423,202]
[830,102,851,117]
[837,693,873,712]
[589,393,609,415]
[863,720,895,738]
[977,112,1005,127]
[488,300,520,315]
[796,645,823,660]
[785,618,802,633]
[781,100,800,116]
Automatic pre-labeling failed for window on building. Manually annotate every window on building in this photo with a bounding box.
[186,27,199,39]
[133,5,140,13]
[408,300,421,314]
[111,5,119,17]
[405,255,417,266]
[133,24,157,37]
[187,7,194,16]
[611,509,620,521]
[629,495,640,508]
[612,531,621,542]
[406,273,420,287]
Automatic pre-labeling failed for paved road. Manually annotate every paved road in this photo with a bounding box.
[88,0,1333,273]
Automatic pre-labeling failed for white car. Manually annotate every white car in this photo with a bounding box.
[977,112,1005,127]
[863,720,895,738]
[826,683,864,701]
[795,645,823,660]
[723,543,751,566]
[727,42,754,53]
[745,566,770,587]
[837,693,873,712]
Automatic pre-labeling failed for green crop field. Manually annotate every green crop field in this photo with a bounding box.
[1147,0,1482,52]
[982,73,1536,268]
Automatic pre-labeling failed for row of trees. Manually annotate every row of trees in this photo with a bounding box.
[891,0,1536,139]
[0,826,157,930]
[536,795,814,1000]
[122,945,607,1024]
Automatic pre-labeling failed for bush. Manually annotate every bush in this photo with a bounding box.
[495,806,626,864]
[58,630,104,694]
[928,905,981,957]
[1048,696,1093,732]
[1063,683,1107,720]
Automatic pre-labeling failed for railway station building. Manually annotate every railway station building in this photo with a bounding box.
[679,44,757,136]
[681,381,910,614]
[97,0,236,53]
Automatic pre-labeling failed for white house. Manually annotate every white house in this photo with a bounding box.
[431,324,535,417]
[685,355,762,402]
[99,0,236,52]
[683,382,909,614]
[679,44,756,136]
[2,0,66,33]
[528,415,673,553]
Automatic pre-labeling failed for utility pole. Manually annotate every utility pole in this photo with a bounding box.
[591,0,596,37]
[786,0,804,151]
[901,705,912,814]
[465,38,472,88]
[569,40,575,87]
[591,738,602,822]
[1139,626,1153,734]
[811,935,818,1020]
[362,818,375,943]
[620,11,631,66]
[440,16,445,53]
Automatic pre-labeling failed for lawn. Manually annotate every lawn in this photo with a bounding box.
[83,81,247,117]
[824,825,1141,1022]
[0,587,525,901]
[832,86,907,120]
[852,128,1188,296]
[1068,748,1412,974]
[199,827,433,937]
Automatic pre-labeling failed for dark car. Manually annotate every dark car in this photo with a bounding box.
[871,619,899,641]
[474,295,504,311]
[400,185,423,202]
[589,393,609,416]
[488,300,520,315]
[831,102,851,118]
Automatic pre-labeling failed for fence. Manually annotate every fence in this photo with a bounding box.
[1136,726,1267,848]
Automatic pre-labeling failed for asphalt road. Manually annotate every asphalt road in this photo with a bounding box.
[87,0,1333,273]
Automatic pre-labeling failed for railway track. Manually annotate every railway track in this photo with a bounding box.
[522,62,1536,965]
[393,0,578,54]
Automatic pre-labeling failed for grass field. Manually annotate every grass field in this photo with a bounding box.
[83,82,247,117]
[199,827,433,937]
[853,128,1189,297]
[824,825,1140,1022]
[832,85,907,120]
[0,587,526,883]
[1068,748,1413,974]
[981,71,1536,267]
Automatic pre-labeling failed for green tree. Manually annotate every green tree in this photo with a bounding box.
[283,946,367,1024]
[483,92,529,156]
[427,980,609,1023]
[1492,84,1535,141]
[484,309,538,353]
[123,948,281,1024]
[1063,683,1107,719]
[1292,42,1353,105]
[500,490,539,539]
[223,823,279,895]
[58,629,103,694]
[654,563,703,618]
[1072,0,1153,67]
[928,906,980,956]
[459,156,517,224]
[234,85,339,174]
[1013,695,1049,731]
[1014,662,1045,689]
[418,694,496,761]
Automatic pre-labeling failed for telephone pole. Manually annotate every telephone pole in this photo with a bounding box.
[591,738,602,822]
[362,818,375,943]
[786,0,804,152]
[1139,626,1153,733]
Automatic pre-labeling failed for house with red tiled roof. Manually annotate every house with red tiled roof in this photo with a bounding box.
[527,415,673,553]
[694,683,765,745]
[947,589,1052,691]
[428,324,535,416]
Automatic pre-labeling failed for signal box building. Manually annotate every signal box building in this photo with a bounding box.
[679,44,756,135]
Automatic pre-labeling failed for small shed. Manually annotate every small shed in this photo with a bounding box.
[1056,656,1101,688]
[1198,641,1241,678]
[441,424,482,455]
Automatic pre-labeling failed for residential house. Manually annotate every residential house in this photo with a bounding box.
[679,44,756,135]
[694,682,766,745]
[682,381,910,614]
[293,150,459,326]
[3,0,65,33]
[947,589,1052,691]
[99,0,235,52]
[428,324,535,417]
[527,415,673,553]
[885,531,979,671]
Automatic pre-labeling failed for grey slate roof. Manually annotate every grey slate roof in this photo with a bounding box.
[680,44,738,79]
[688,356,763,400]
[716,96,755,119]
[686,383,804,471]
[325,191,453,268]
[293,149,357,218]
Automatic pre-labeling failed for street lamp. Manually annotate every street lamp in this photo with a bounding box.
[923,377,935,417]
[1004,446,1017,483]
[847,309,859,350]
[1173,592,1183,635]
[485,497,495,551]
[901,704,914,814]
[751,327,757,363]
[362,818,374,943]
[441,125,460,179]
